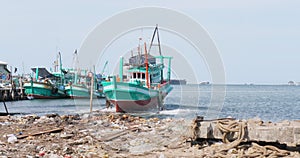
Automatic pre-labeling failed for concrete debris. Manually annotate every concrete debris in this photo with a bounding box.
[0,112,299,157]
[7,134,17,144]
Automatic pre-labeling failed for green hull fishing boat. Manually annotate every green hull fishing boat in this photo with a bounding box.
[64,72,104,99]
[24,67,66,99]
[64,53,105,99]
[65,84,103,99]
[103,26,173,112]
[24,52,67,99]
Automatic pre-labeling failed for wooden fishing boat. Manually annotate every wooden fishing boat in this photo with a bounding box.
[23,67,67,99]
[24,53,67,99]
[64,69,104,99]
[103,26,173,112]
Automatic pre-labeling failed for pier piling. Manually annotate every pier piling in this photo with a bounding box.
[2,101,8,115]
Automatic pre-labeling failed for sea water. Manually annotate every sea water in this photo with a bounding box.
[164,84,300,122]
[1,85,300,122]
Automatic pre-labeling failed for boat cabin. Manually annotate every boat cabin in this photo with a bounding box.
[127,64,163,87]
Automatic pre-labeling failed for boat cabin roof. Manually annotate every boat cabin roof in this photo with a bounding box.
[127,64,163,73]
[0,61,8,65]
[129,54,156,65]
[0,61,10,74]
[31,67,55,78]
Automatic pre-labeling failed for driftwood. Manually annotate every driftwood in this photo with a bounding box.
[17,127,63,139]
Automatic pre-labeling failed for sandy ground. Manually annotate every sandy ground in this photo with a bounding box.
[0,112,299,158]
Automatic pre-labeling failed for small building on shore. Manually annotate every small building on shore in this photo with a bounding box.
[0,61,10,81]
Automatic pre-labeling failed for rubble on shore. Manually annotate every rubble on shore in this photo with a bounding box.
[0,112,299,157]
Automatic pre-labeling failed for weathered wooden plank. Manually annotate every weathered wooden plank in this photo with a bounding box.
[17,127,63,139]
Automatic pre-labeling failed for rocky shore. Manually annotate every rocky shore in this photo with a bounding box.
[0,112,299,158]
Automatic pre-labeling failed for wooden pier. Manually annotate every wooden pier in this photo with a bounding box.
[0,87,26,101]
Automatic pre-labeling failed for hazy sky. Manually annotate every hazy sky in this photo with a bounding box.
[1,0,300,84]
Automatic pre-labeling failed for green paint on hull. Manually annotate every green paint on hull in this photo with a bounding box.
[24,82,66,99]
[65,85,103,98]
[104,89,154,101]
[103,81,172,101]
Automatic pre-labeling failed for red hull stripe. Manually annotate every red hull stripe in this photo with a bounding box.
[109,97,159,113]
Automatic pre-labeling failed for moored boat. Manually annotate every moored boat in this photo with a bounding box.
[24,52,67,99]
[64,70,104,99]
[23,67,67,99]
[103,26,173,112]
[65,84,99,99]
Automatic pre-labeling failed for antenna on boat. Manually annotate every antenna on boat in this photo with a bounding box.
[148,25,164,83]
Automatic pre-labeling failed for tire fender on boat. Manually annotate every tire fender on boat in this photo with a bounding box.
[51,87,58,94]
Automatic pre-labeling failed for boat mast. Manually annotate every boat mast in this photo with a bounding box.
[58,52,63,84]
[101,61,108,75]
[167,57,172,81]
[148,25,163,83]
[119,56,123,82]
[59,52,62,72]
[72,50,79,84]
[148,25,162,56]
[156,26,162,56]
[138,39,141,65]
[144,42,149,88]
[35,67,39,81]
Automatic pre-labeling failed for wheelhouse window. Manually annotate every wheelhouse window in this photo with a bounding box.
[131,72,146,79]
[152,72,159,77]
[133,73,136,78]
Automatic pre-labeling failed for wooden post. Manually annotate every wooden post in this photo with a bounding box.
[144,42,149,88]
[167,58,172,81]
[3,101,8,115]
[10,66,13,100]
[19,76,24,99]
[89,72,94,113]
